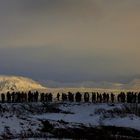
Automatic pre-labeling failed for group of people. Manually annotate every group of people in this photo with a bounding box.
[59,92,115,103]
[118,92,140,103]
[58,92,140,103]
[0,91,140,103]
[1,91,53,103]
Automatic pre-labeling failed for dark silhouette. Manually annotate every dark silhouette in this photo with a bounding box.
[57,93,60,101]
[62,93,67,102]
[68,92,74,102]
[1,93,5,103]
[92,92,96,103]
[7,92,11,103]
[84,92,90,102]
[111,93,115,103]
[75,92,82,102]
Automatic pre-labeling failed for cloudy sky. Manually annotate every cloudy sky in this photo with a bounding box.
[0,0,140,83]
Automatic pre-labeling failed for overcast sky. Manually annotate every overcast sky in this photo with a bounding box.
[0,0,140,82]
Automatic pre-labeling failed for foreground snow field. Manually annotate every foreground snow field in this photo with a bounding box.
[0,102,139,139]
[34,103,140,130]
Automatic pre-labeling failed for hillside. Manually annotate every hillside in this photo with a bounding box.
[0,75,46,93]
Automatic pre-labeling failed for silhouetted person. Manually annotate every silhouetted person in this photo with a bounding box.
[17,92,21,102]
[28,91,32,102]
[40,93,45,102]
[24,92,27,102]
[99,94,102,103]
[1,93,5,103]
[84,92,89,102]
[127,92,132,103]
[97,92,100,103]
[75,92,82,102]
[133,93,137,103]
[7,92,11,103]
[92,92,96,103]
[57,93,60,101]
[68,92,74,102]
[34,91,39,102]
[103,93,106,103]
[11,92,15,103]
[62,93,67,102]
[48,93,53,102]
[45,93,48,102]
[111,93,115,103]
[106,94,109,103]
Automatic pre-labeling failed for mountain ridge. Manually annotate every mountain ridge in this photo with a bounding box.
[0,75,46,93]
[40,79,140,90]
[0,75,140,92]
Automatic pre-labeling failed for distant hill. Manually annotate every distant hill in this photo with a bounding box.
[41,79,140,90]
[0,75,140,93]
[0,75,46,93]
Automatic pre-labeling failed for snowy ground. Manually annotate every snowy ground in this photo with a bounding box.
[0,102,139,139]
[34,103,140,130]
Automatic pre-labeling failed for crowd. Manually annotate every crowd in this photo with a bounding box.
[0,91,140,104]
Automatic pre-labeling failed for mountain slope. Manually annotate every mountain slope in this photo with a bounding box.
[0,75,46,92]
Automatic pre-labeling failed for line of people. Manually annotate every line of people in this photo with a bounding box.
[1,91,140,103]
[58,92,140,103]
[59,92,115,103]
[1,91,53,103]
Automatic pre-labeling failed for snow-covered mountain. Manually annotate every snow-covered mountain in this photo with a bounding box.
[0,75,140,93]
[0,75,46,93]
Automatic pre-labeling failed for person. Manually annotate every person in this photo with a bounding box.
[45,93,48,102]
[75,92,82,102]
[62,93,67,102]
[68,92,74,102]
[17,92,21,102]
[106,94,109,103]
[111,93,115,103]
[92,92,96,103]
[34,91,39,102]
[40,93,45,102]
[133,93,137,103]
[99,94,102,103]
[48,93,53,102]
[102,93,106,102]
[20,92,23,102]
[57,93,60,101]
[84,92,89,102]
[127,92,132,103]
[1,93,5,103]
[7,92,11,103]
[117,94,120,103]
[24,92,27,102]
[97,92,100,103]
[11,92,15,103]
[28,91,32,102]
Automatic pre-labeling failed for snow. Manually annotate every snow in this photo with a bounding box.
[104,116,140,131]
[34,103,140,130]
[0,102,139,139]
[0,75,46,93]
[0,103,43,139]
[0,114,40,134]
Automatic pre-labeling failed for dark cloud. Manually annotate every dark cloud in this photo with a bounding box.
[0,0,140,82]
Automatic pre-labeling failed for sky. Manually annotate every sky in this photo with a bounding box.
[0,0,140,83]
